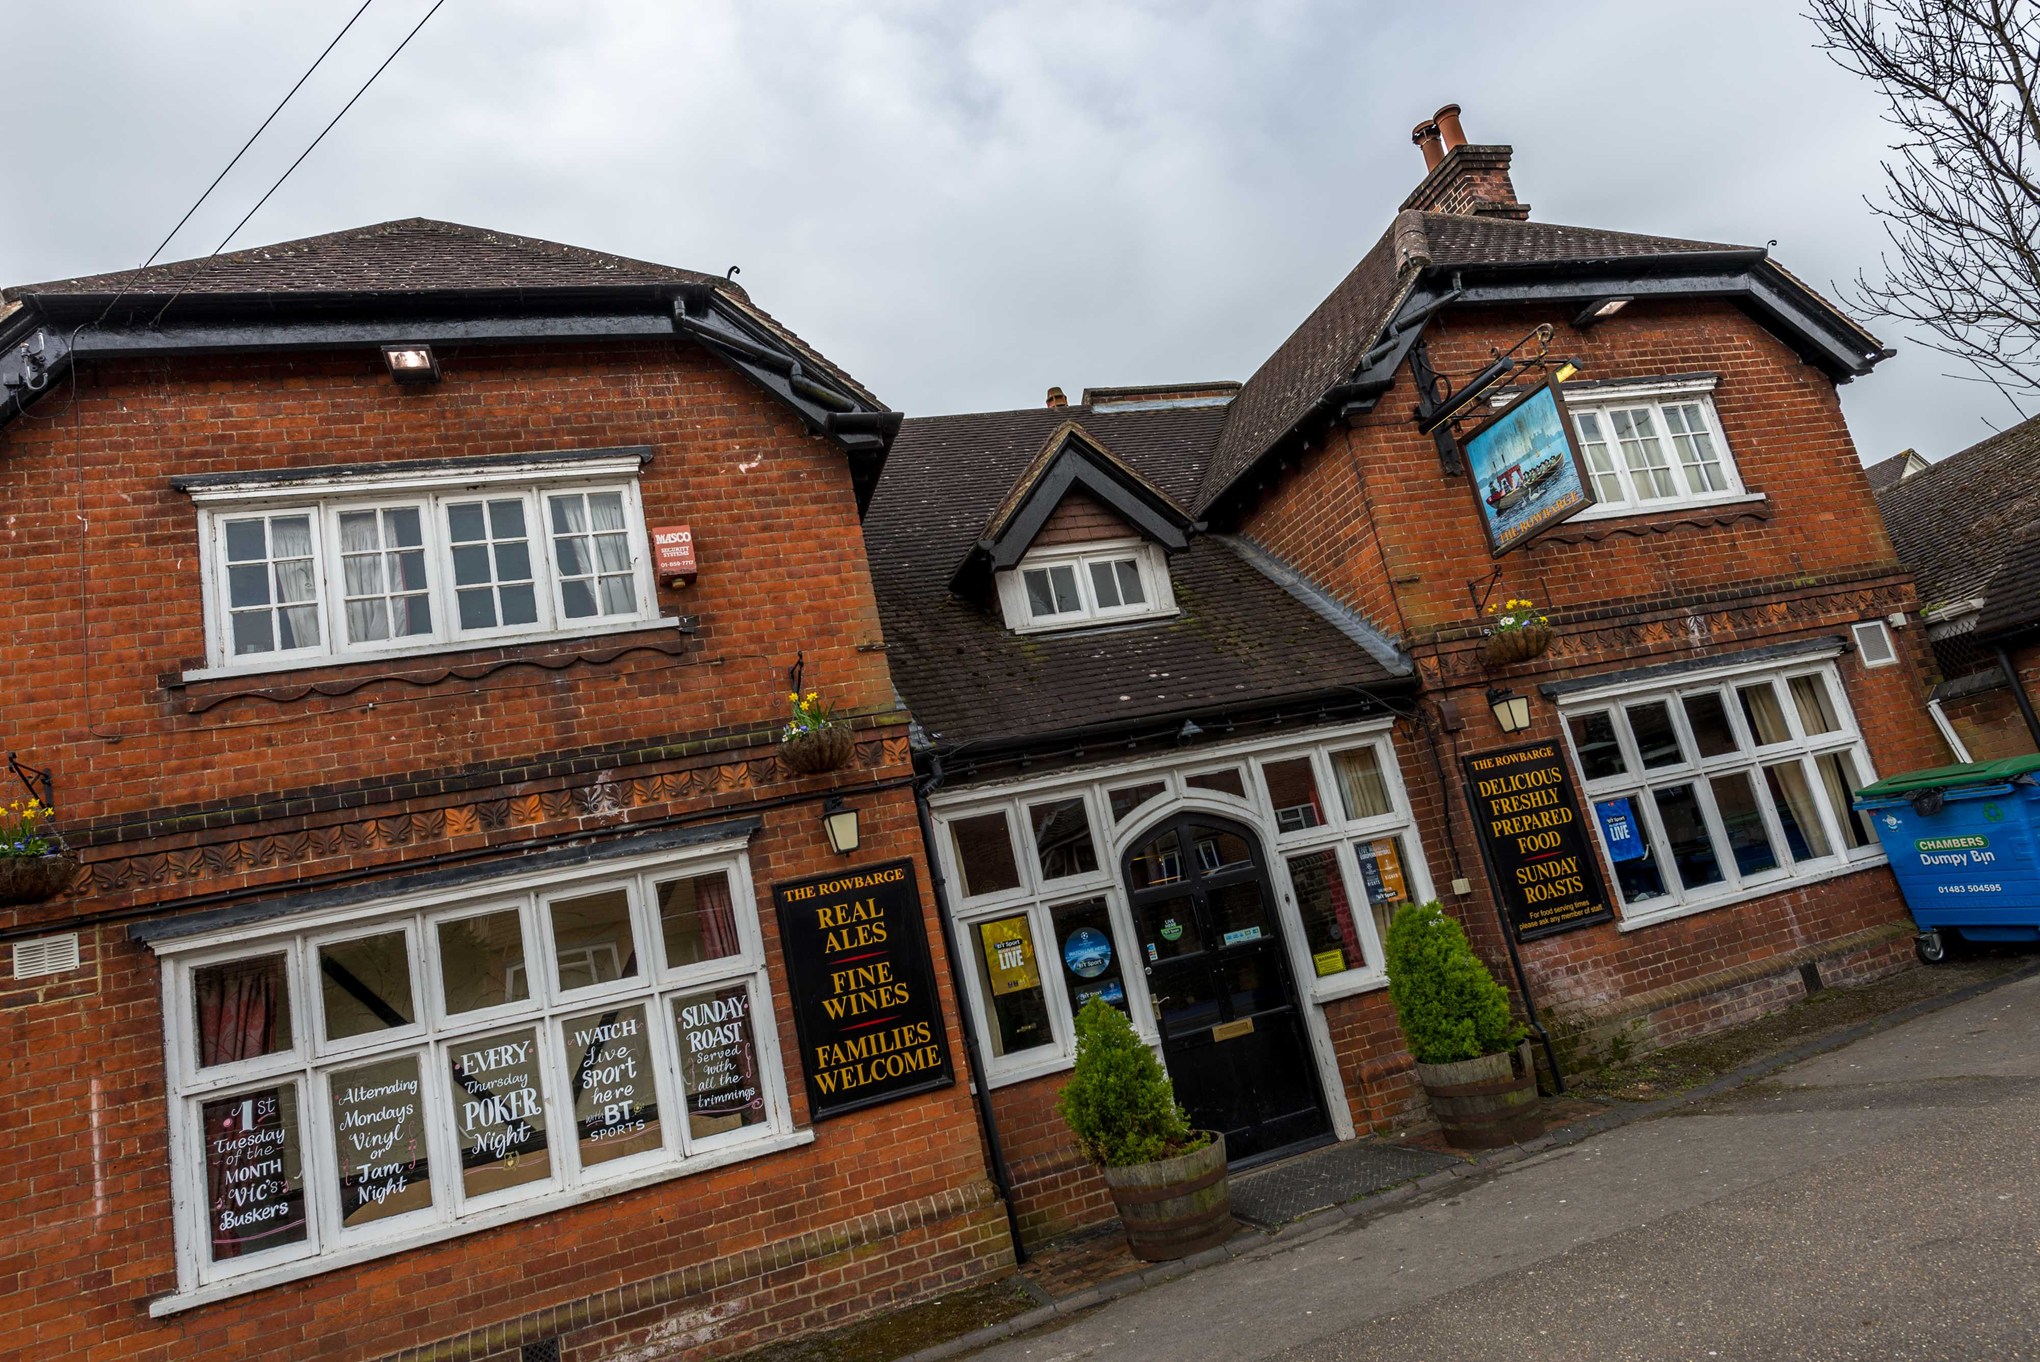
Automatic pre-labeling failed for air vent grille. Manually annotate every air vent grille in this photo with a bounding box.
[13,934,81,979]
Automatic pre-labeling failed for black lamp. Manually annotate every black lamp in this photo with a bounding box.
[1487,687,1533,734]
[1573,297,1631,328]
[381,343,440,384]
[822,796,860,854]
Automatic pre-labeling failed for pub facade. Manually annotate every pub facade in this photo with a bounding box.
[0,221,1007,1359]
[864,107,1955,1246]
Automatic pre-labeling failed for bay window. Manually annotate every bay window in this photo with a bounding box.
[1560,659,1882,929]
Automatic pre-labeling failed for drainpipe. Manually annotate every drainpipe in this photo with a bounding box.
[915,754,1028,1263]
[1996,646,2040,752]
[1925,698,1973,764]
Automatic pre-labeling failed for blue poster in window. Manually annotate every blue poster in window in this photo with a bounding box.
[1595,797,1646,862]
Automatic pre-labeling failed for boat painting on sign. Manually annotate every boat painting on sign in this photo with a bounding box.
[1462,380,1595,555]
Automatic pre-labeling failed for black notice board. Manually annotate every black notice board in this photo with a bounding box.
[772,859,954,1120]
[1463,740,1614,941]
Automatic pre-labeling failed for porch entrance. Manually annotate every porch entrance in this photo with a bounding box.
[1123,814,1330,1162]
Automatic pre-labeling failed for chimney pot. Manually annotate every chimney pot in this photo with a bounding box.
[1411,120,1444,171]
[1433,103,1466,152]
[1046,386,1068,409]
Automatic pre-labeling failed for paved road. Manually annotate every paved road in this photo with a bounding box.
[970,971,2040,1362]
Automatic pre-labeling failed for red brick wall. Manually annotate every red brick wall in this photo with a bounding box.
[0,342,1009,1359]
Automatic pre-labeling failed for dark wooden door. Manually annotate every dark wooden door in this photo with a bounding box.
[1123,815,1329,1161]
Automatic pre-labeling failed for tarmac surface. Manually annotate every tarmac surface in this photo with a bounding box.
[964,970,2040,1362]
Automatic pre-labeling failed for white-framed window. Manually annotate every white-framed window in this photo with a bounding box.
[1559,657,1884,932]
[930,724,1432,1087]
[191,466,661,674]
[994,539,1178,633]
[1852,620,1898,668]
[1489,377,1755,519]
[155,845,795,1304]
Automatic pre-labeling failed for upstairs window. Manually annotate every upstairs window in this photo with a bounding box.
[1564,388,1744,514]
[995,540,1176,633]
[196,474,659,673]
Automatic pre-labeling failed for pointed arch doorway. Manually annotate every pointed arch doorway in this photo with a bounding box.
[1122,812,1331,1162]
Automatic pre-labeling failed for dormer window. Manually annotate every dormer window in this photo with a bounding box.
[997,540,1176,633]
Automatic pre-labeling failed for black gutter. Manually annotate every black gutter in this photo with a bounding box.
[914,754,1029,1263]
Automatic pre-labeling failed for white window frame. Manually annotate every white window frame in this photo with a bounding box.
[189,460,668,678]
[994,538,1179,634]
[928,722,1433,1091]
[1558,653,1886,934]
[152,840,802,1315]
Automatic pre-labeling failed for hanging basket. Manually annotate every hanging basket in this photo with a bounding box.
[1484,624,1552,668]
[779,725,855,776]
[0,852,79,906]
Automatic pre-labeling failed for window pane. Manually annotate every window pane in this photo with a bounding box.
[1574,411,1627,504]
[549,889,638,991]
[1665,403,1728,493]
[1738,682,1792,745]
[1115,558,1145,605]
[1789,674,1841,735]
[673,985,769,1138]
[562,1002,662,1165]
[444,498,536,634]
[202,1085,307,1261]
[1108,781,1165,823]
[1816,751,1875,850]
[329,1054,432,1228]
[972,915,1053,1056]
[437,910,531,1015]
[1191,824,1254,874]
[1353,835,1412,951]
[1261,757,1327,831]
[1612,407,1678,498]
[320,931,415,1041]
[448,1026,551,1196]
[1765,761,1833,861]
[1024,569,1057,617]
[1625,701,1683,769]
[1089,559,1123,608]
[550,491,637,622]
[1131,890,1203,960]
[193,955,293,1068]
[223,514,322,656]
[1185,767,1247,798]
[1682,692,1739,758]
[339,507,432,645]
[1209,880,1272,945]
[1049,565,1081,613]
[1288,848,1365,977]
[1709,772,1780,878]
[1568,711,1627,779]
[1127,829,1186,890]
[1332,747,1394,820]
[657,871,743,969]
[1653,784,1725,891]
[1029,798,1099,880]
[1051,898,1128,1017]
[1594,795,1669,906]
[949,812,1021,898]
[225,519,268,561]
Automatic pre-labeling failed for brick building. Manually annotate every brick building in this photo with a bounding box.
[1875,414,2040,761]
[865,108,1953,1247]
[0,220,1010,1359]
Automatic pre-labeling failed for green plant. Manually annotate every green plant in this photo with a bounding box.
[0,797,55,859]
[1485,596,1549,633]
[782,687,839,740]
[1383,901,1523,1064]
[1057,998,1202,1167]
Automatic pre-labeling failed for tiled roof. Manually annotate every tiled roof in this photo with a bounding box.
[1196,211,1781,514]
[1863,450,1921,493]
[1974,521,2040,637]
[1878,413,2040,617]
[865,403,1406,751]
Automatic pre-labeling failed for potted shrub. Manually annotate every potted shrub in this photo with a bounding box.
[1383,901,1537,1149]
[778,687,853,775]
[1057,997,1233,1262]
[0,796,77,906]
[1483,595,1552,667]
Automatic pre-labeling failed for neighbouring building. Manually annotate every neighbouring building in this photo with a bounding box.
[0,221,1011,1359]
[865,106,1954,1248]
[1877,414,2040,760]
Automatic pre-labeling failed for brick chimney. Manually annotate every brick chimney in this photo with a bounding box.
[1401,103,1530,220]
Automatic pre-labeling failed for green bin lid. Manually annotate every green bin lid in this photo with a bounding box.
[1855,753,2040,800]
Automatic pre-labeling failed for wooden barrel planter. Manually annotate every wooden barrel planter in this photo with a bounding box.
[1100,1131,1233,1262]
[1414,1040,1540,1149]
[0,852,78,906]
[779,724,854,775]
[1483,624,1552,668]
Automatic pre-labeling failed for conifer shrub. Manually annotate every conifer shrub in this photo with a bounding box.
[1056,997,1204,1167]
[1383,901,1523,1065]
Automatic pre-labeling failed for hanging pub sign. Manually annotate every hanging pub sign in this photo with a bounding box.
[1463,740,1613,940]
[773,859,953,1120]
[1462,380,1595,557]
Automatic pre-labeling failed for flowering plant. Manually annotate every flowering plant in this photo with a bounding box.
[1485,597,1549,633]
[0,798,56,859]
[782,689,839,740]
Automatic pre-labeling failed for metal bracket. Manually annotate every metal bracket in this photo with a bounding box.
[6,752,54,807]
[1465,566,1506,617]
[1410,324,1562,477]
[787,651,805,699]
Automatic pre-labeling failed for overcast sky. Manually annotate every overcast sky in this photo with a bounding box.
[4,1,2017,466]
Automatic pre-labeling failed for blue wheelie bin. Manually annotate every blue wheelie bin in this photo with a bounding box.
[1854,754,2040,962]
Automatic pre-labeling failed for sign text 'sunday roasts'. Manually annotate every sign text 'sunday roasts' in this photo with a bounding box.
[1464,740,1613,939]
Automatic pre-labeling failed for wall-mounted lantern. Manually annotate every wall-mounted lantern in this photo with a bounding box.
[381,344,440,384]
[1487,687,1533,735]
[822,796,860,855]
